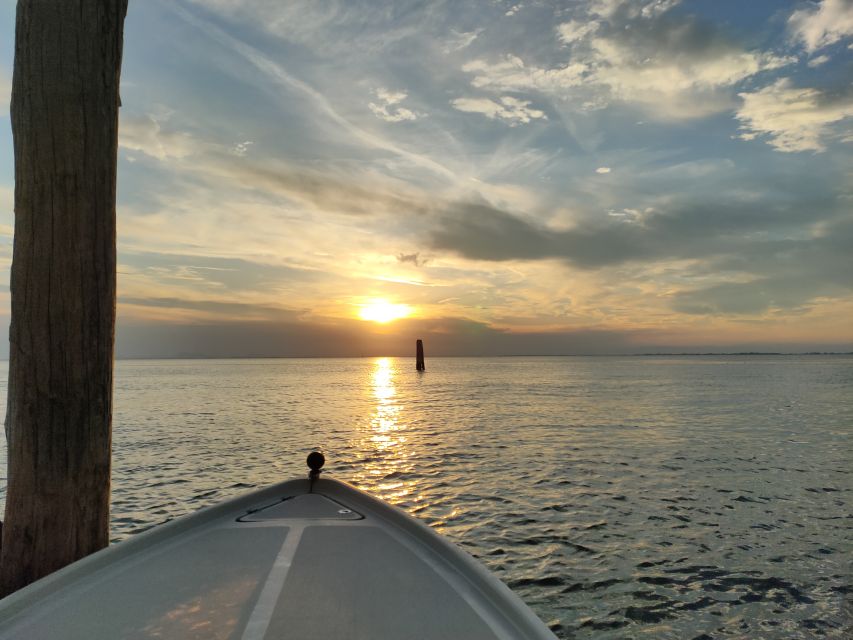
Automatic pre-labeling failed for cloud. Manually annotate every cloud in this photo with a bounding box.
[586,36,792,118]
[672,216,853,315]
[505,4,524,18]
[118,105,437,222]
[591,0,681,20]
[451,95,546,125]
[231,140,253,156]
[736,78,853,152]
[115,314,647,358]
[428,191,845,264]
[119,296,304,322]
[788,0,853,52]
[120,112,433,218]
[589,0,625,19]
[113,137,443,312]
[462,55,588,96]
[185,0,432,57]
[423,185,853,321]
[443,28,482,52]
[219,158,430,217]
[396,252,422,266]
[672,278,805,315]
[119,112,201,160]
[465,7,793,119]
[119,252,321,295]
[639,0,681,18]
[171,3,456,181]
[368,88,419,123]
[429,202,642,266]
[557,20,600,44]
[141,151,430,223]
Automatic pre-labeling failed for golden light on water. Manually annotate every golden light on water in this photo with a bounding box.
[358,299,412,324]
[369,358,402,455]
[352,357,415,502]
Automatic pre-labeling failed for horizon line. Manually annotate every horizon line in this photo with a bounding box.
[97,351,853,361]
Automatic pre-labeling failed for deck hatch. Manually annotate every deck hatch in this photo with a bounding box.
[239,493,363,521]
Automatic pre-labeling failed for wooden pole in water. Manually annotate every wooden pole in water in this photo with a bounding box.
[0,0,128,597]
[416,339,425,371]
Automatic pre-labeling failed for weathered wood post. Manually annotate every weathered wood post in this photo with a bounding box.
[0,0,128,596]
[416,339,425,371]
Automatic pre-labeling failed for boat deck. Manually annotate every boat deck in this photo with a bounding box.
[0,478,555,639]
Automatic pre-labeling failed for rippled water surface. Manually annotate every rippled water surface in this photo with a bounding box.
[1,356,851,638]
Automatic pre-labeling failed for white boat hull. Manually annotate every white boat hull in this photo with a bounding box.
[0,477,556,639]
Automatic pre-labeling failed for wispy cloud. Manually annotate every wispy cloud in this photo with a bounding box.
[463,7,793,120]
[505,4,524,18]
[590,0,681,20]
[444,28,483,53]
[231,140,253,157]
[119,112,202,160]
[788,0,853,52]
[168,2,457,182]
[184,0,428,57]
[736,79,853,152]
[451,95,546,125]
[121,131,432,220]
[584,39,792,119]
[557,20,600,45]
[461,55,587,99]
[368,88,419,123]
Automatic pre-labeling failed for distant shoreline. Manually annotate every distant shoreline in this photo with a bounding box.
[0,352,851,363]
[108,351,853,361]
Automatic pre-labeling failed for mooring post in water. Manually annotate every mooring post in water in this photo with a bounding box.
[416,339,425,371]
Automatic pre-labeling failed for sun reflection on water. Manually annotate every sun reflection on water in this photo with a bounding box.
[351,357,416,503]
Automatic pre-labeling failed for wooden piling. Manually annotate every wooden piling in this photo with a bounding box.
[0,0,128,597]
[416,339,425,371]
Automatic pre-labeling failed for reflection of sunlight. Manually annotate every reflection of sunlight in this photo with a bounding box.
[371,358,401,441]
[351,358,416,503]
[141,577,257,638]
[373,357,395,404]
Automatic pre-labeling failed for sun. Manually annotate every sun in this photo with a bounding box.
[358,300,412,324]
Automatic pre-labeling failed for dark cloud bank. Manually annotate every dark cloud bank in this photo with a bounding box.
[431,198,853,316]
[109,317,850,359]
[114,317,639,358]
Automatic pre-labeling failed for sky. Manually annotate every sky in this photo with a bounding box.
[0,0,851,357]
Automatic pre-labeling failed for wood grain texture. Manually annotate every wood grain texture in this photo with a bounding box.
[1,0,128,596]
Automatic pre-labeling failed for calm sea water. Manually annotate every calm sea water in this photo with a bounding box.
[0,356,850,638]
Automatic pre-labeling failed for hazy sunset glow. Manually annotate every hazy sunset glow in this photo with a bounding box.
[359,301,413,324]
[0,1,850,357]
